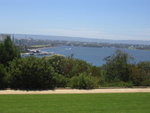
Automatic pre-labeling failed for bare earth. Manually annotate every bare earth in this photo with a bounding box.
[0,88,150,94]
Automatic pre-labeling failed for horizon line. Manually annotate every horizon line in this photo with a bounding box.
[1,32,150,41]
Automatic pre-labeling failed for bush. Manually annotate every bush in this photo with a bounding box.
[0,64,7,89]
[46,55,66,75]
[130,66,145,86]
[69,73,98,89]
[53,74,68,88]
[141,80,150,86]
[102,81,133,88]
[8,57,56,90]
[63,58,92,78]
[137,62,150,86]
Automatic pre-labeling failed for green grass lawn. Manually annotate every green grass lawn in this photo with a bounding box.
[0,93,150,113]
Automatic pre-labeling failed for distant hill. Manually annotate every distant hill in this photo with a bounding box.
[14,34,150,45]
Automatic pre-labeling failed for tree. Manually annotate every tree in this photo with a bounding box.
[0,36,20,65]
[8,57,56,90]
[104,50,133,82]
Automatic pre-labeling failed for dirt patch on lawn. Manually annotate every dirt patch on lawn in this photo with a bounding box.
[0,88,150,94]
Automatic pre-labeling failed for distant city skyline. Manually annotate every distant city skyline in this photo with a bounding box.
[0,0,150,40]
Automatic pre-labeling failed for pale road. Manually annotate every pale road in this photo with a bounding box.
[0,88,150,94]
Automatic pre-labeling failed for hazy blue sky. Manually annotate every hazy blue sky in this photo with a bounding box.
[0,0,150,40]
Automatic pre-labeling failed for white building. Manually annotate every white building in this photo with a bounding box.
[0,34,14,41]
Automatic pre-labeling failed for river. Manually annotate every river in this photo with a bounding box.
[41,46,150,66]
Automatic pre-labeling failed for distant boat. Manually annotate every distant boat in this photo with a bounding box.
[27,49,41,53]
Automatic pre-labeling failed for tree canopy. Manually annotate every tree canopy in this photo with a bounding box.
[0,36,20,65]
[104,50,133,82]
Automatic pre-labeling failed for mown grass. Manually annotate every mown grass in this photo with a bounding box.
[0,93,150,113]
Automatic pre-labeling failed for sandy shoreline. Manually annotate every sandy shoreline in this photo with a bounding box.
[0,88,150,94]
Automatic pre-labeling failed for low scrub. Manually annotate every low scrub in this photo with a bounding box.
[69,73,98,89]
[53,74,68,88]
[102,81,133,88]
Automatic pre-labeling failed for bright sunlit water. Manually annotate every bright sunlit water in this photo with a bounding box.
[41,46,150,66]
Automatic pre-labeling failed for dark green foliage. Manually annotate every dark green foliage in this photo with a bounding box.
[104,50,132,82]
[130,66,145,86]
[89,66,101,77]
[1,47,150,90]
[103,50,150,87]
[47,54,101,77]
[0,36,20,65]
[137,62,150,86]
[102,81,133,87]
[46,55,66,75]
[138,62,150,73]
[0,64,7,89]
[63,58,93,78]
[141,80,150,86]
[47,55,101,89]
[69,73,98,89]
[8,57,56,90]
[53,74,68,88]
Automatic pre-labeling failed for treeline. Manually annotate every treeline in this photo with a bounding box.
[0,37,150,90]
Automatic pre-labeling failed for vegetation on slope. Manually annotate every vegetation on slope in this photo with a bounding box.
[0,37,150,90]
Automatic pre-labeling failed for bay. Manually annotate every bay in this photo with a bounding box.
[41,46,150,66]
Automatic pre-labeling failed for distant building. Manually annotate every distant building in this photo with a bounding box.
[0,34,14,42]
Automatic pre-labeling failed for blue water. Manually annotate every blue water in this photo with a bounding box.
[41,46,150,66]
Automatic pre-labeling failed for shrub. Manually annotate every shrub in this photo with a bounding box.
[137,62,150,86]
[141,80,150,86]
[69,73,98,89]
[53,74,68,88]
[130,66,145,86]
[46,55,66,75]
[63,58,92,78]
[8,57,56,90]
[0,64,7,89]
[102,81,133,88]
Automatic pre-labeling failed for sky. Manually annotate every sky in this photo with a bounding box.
[0,0,150,40]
